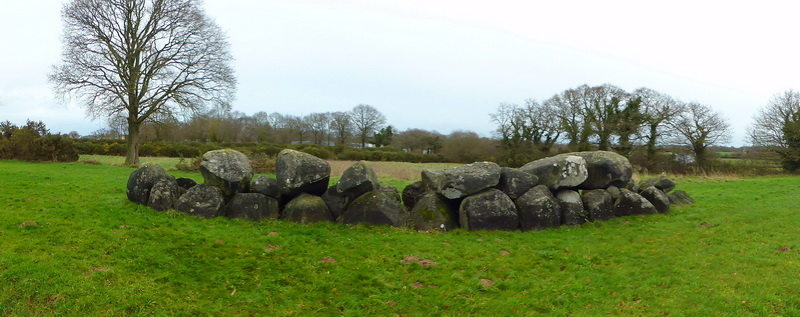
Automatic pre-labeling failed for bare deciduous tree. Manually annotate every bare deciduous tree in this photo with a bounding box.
[748,90,800,148]
[351,104,386,148]
[634,87,684,161]
[305,112,330,145]
[668,102,731,170]
[50,0,235,165]
[748,90,800,170]
[329,111,353,146]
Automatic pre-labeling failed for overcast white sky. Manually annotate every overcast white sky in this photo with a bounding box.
[2,0,800,146]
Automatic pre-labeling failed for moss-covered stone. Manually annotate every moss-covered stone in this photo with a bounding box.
[410,192,457,231]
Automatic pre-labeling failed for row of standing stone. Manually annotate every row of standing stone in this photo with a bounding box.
[126,149,693,231]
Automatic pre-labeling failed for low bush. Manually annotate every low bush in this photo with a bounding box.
[174,156,202,172]
[72,139,450,164]
[0,121,79,162]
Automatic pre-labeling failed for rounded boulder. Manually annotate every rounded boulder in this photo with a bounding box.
[147,176,180,212]
[570,151,633,190]
[515,185,561,231]
[459,189,518,231]
[250,175,280,199]
[281,194,334,224]
[175,184,226,218]
[127,163,168,205]
[410,192,458,231]
[276,149,331,199]
[339,190,408,227]
[439,162,502,199]
[336,161,379,200]
[226,193,279,221]
[200,149,253,199]
[520,155,588,190]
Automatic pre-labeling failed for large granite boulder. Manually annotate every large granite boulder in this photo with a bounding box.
[281,194,334,224]
[421,170,445,191]
[556,189,586,225]
[339,190,408,227]
[321,185,348,220]
[174,184,226,218]
[439,162,502,199]
[401,181,426,210]
[668,190,695,206]
[276,149,331,198]
[379,185,402,202]
[569,151,633,190]
[516,185,561,231]
[459,189,518,231]
[639,176,676,193]
[410,192,458,231]
[147,176,180,212]
[639,186,670,214]
[200,149,253,199]
[127,163,168,205]
[581,189,614,221]
[336,161,379,200]
[495,167,538,201]
[250,176,280,199]
[520,155,588,190]
[226,193,279,221]
[614,188,658,217]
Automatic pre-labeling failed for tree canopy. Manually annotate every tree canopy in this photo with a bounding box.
[50,0,236,165]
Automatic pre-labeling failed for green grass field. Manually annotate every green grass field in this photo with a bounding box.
[1,159,800,315]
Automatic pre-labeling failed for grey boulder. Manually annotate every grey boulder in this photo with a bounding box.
[200,149,253,199]
[607,185,621,200]
[250,175,280,199]
[640,186,670,214]
[126,163,168,205]
[401,180,426,210]
[459,189,518,231]
[276,149,331,198]
[569,151,633,190]
[226,193,279,221]
[495,167,538,200]
[439,162,501,199]
[147,176,180,212]
[640,176,676,193]
[668,190,695,205]
[516,185,561,231]
[556,189,586,225]
[336,161,379,200]
[520,155,588,190]
[175,184,226,218]
[410,192,458,231]
[281,194,334,224]
[614,188,658,217]
[321,185,348,220]
[379,185,402,202]
[581,189,614,221]
[421,169,445,191]
[339,190,408,227]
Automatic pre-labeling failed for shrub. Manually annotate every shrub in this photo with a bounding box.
[0,125,79,162]
[174,156,202,172]
[249,153,277,174]
[31,135,80,162]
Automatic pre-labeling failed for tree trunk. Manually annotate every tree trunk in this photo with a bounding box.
[646,124,658,162]
[694,145,707,172]
[125,120,141,166]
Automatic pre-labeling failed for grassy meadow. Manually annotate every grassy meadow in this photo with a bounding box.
[1,158,800,315]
